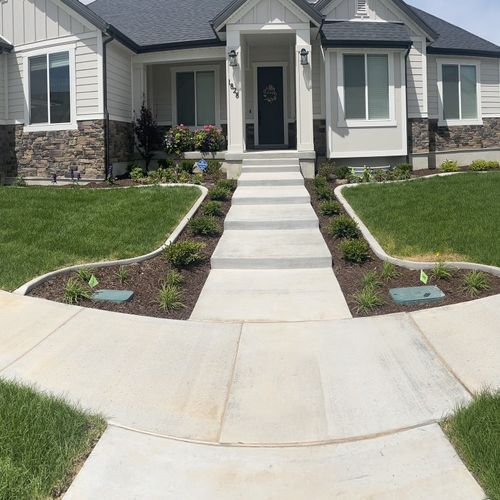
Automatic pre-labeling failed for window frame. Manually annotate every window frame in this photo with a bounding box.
[337,50,396,128]
[171,65,220,129]
[437,59,482,127]
[23,44,77,133]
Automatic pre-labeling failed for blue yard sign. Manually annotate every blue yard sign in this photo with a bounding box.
[197,159,208,172]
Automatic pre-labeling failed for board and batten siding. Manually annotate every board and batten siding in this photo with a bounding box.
[312,38,325,118]
[427,55,500,118]
[106,41,132,122]
[0,0,92,46]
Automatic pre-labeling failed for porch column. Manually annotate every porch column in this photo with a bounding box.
[295,29,314,152]
[132,62,146,118]
[226,29,245,153]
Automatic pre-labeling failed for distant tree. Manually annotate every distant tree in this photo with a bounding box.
[134,104,162,172]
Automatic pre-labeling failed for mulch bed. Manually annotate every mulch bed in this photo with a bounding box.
[306,178,500,318]
[29,189,231,320]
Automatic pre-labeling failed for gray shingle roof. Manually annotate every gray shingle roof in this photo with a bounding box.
[409,6,500,57]
[0,36,13,53]
[321,21,412,48]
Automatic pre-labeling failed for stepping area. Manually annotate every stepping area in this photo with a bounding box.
[193,157,351,321]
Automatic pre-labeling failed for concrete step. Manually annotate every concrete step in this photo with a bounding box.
[242,164,300,173]
[232,186,310,205]
[242,158,300,166]
[238,172,303,187]
[240,151,303,160]
[224,204,318,230]
[211,229,332,269]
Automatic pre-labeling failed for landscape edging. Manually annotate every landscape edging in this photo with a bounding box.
[334,176,500,278]
[14,184,208,296]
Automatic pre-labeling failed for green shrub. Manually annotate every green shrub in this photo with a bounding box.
[203,201,224,217]
[192,173,203,185]
[314,176,328,189]
[179,160,195,174]
[164,125,195,155]
[319,200,341,216]
[394,163,413,174]
[165,241,206,268]
[206,160,223,179]
[463,271,490,297]
[316,185,335,201]
[209,186,231,201]
[157,284,185,312]
[216,179,237,192]
[340,239,370,264]
[178,171,192,184]
[335,165,350,180]
[327,215,360,239]
[63,278,91,304]
[189,216,222,237]
[361,270,381,289]
[193,125,225,152]
[381,261,401,281]
[165,270,183,287]
[115,266,129,284]
[470,159,500,171]
[158,158,174,169]
[353,286,385,313]
[432,261,453,280]
[318,161,336,181]
[76,268,95,283]
[130,166,145,181]
[440,159,459,172]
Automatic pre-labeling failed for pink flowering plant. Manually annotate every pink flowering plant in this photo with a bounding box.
[194,125,226,153]
[164,125,195,156]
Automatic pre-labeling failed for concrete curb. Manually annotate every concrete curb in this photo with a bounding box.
[334,175,500,278]
[14,184,208,296]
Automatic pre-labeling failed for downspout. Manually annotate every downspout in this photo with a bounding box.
[404,45,411,164]
[102,34,114,180]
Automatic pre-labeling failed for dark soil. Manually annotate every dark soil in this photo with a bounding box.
[29,192,230,320]
[306,178,500,318]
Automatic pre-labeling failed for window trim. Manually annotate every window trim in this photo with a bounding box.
[437,58,482,127]
[171,65,220,128]
[337,50,396,128]
[23,44,77,133]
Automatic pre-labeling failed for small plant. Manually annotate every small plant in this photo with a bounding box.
[327,215,360,239]
[157,283,185,312]
[440,159,459,172]
[470,159,500,171]
[432,261,453,280]
[130,166,145,181]
[203,201,224,217]
[193,125,226,152]
[165,270,183,287]
[115,266,129,284]
[179,160,195,174]
[340,239,370,264]
[189,216,222,237]
[335,165,350,180]
[352,286,385,314]
[319,200,341,216]
[14,175,27,187]
[394,163,413,174]
[158,158,174,169]
[206,160,223,180]
[209,186,231,201]
[316,185,335,201]
[192,173,203,185]
[76,268,95,283]
[134,104,162,172]
[361,270,381,289]
[314,176,328,190]
[178,171,192,184]
[318,161,336,181]
[165,241,206,268]
[216,179,237,192]
[463,271,490,297]
[164,125,195,155]
[381,261,401,281]
[63,278,91,304]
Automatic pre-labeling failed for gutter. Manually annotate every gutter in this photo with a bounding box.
[404,44,411,164]
[102,34,114,180]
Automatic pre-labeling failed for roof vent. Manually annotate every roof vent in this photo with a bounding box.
[356,0,368,16]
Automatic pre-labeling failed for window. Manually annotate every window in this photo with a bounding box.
[175,70,216,126]
[343,54,390,121]
[441,63,478,122]
[29,51,71,125]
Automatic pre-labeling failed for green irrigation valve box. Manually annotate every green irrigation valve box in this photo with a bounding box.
[389,286,445,306]
[92,289,134,303]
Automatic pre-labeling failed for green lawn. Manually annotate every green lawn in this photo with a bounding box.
[342,173,500,266]
[0,379,106,499]
[0,185,200,290]
[443,391,500,500]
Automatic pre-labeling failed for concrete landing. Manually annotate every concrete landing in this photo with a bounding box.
[211,229,332,269]
[191,268,350,322]
[65,424,484,500]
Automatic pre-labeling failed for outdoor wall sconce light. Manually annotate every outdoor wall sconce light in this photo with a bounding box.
[300,48,309,66]
[228,49,238,67]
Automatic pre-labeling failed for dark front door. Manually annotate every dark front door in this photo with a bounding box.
[257,66,285,146]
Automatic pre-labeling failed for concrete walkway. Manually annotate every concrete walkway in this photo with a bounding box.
[2,291,499,498]
[191,158,351,322]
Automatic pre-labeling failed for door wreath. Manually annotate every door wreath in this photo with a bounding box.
[263,84,278,104]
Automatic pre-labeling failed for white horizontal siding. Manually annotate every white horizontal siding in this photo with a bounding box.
[427,55,438,118]
[76,35,100,117]
[7,53,23,121]
[407,39,426,117]
[106,41,132,121]
[0,0,92,47]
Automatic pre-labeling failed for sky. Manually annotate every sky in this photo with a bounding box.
[78,0,500,47]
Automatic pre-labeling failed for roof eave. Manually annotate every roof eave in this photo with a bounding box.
[321,40,412,49]
[427,46,500,59]
[135,39,226,54]
[60,0,109,32]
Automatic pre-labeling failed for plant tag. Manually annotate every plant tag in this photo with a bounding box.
[88,275,99,288]
[420,270,429,285]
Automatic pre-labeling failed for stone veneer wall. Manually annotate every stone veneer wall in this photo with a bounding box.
[408,117,500,154]
[0,125,16,181]
[108,120,134,166]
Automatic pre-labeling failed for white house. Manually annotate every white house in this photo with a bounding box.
[1,0,500,180]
